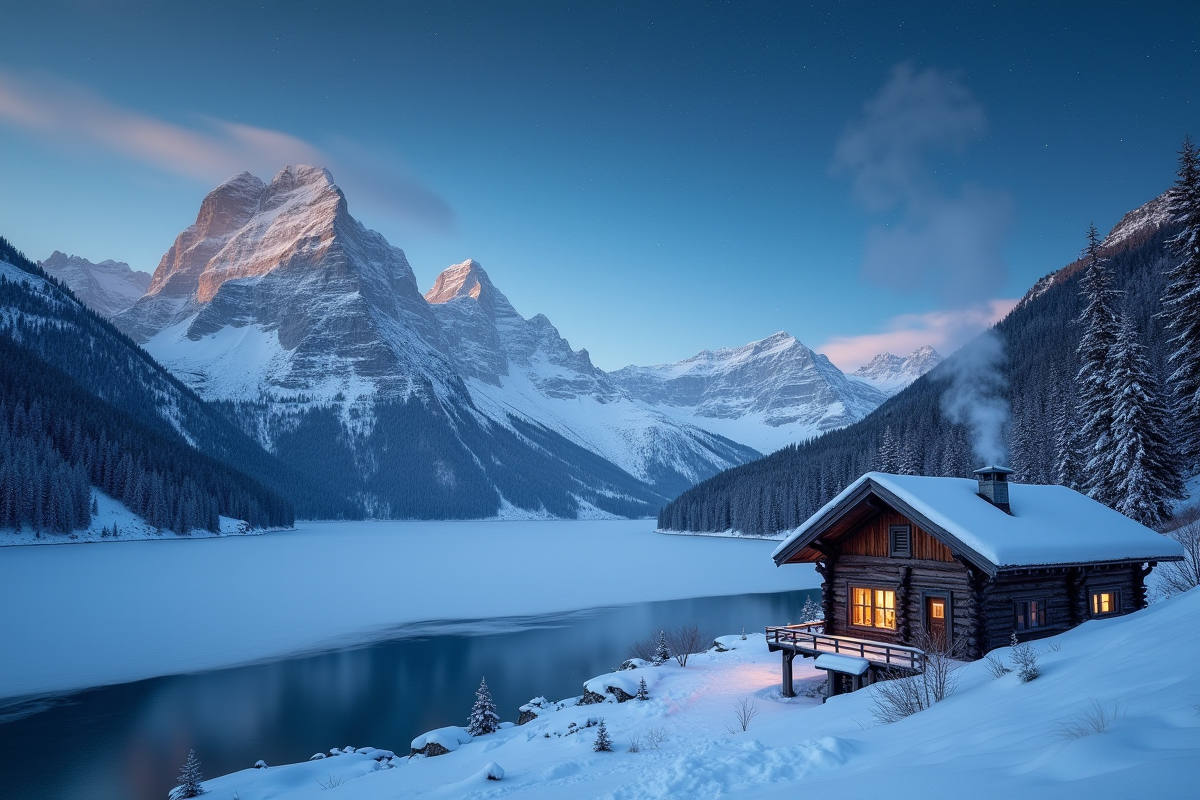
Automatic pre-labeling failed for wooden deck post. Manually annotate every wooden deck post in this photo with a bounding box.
[781,651,796,697]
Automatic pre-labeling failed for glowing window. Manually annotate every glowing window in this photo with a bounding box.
[1091,590,1119,616]
[1014,599,1047,630]
[851,586,896,630]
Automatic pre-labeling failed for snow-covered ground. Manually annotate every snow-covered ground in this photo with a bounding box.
[0,519,815,701]
[0,490,259,547]
[201,587,1200,799]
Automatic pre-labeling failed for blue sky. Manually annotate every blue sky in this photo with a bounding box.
[1,1,1196,369]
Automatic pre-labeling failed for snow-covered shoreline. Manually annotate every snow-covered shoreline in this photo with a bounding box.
[0,490,280,547]
[197,589,1200,799]
[656,528,787,541]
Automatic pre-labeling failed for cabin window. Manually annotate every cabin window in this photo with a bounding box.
[850,586,897,630]
[889,525,911,558]
[1014,599,1047,631]
[1091,589,1120,617]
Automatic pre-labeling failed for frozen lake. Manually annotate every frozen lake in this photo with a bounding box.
[0,589,818,800]
[0,519,818,800]
[0,519,816,701]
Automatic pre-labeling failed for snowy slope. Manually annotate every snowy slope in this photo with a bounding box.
[38,251,151,318]
[199,587,1200,799]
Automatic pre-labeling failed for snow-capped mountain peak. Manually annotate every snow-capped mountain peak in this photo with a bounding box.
[425,259,492,304]
[851,346,943,393]
[39,251,151,318]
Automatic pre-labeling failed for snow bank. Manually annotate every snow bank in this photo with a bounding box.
[583,666,662,700]
[410,726,473,754]
[813,654,868,675]
[0,519,814,700]
[200,595,1200,799]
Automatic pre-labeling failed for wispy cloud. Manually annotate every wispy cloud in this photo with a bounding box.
[833,63,1012,306]
[0,70,454,231]
[819,298,1018,371]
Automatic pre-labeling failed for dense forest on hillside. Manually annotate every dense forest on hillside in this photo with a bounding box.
[0,238,296,533]
[658,213,1182,536]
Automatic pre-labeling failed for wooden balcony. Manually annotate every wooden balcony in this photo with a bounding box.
[765,623,925,698]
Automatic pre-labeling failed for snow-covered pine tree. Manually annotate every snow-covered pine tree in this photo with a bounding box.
[592,718,612,752]
[1075,223,1124,506]
[172,749,205,799]
[1105,314,1184,525]
[653,631,670,664]
[466,677,501,737]
[878,427,900,473]
[800,595,824,622]
[1052,399,1083,490]
[1162,135,1200,464]
[636,677,649,701]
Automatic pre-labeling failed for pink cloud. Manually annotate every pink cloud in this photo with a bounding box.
[0,70,454,231]
[819,298,1018,371]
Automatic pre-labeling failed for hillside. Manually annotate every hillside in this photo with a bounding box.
[659,192,1184,534]
[0,237,296,533]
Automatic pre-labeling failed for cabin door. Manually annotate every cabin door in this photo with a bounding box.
[925,596,947,647]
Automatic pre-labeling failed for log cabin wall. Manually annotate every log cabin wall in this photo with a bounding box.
[815,506,1149,660]
[822,510,974,651]
[979,564,1140,652]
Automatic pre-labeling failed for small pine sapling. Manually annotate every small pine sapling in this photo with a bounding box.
[636,677,649,701]
[90,495,99,516]
[653,631,670,664]
[172,749,205,798]
[1009,632,1040,682]
[467,677,501,736]
[592,719,612,752]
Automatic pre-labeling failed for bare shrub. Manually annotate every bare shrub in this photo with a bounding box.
[316,775,343,789]
[1047,640,1062,653]
[643,726,669,750]
[666,624,707,667]
[628,635,659,663]
[871,629,964,724]
[983,652,1011,678]
[1158,519,1200,597]
[731,697,760,732]
[627,736,641,753]
[1059,700,1125,739]
[1009,633,1040,682]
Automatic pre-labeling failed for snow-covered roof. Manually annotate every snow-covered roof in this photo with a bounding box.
[772,472,1185,572]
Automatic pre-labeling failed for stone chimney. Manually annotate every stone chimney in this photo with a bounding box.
[973,465,1014,514]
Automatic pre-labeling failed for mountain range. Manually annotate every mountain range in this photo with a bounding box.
[43,165,939,519]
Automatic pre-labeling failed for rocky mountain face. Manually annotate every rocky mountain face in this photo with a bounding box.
[851,346,944,394]
[107,165,937,518]
[39,251,151,318]
[113,167,755,518]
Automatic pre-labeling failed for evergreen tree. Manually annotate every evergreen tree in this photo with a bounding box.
[1105,314,1183,524]
[1052,399,1083,490]
[653,631,670,664]
[1162,135,1200,463]
[592,718,612,752]
[466,677,501,736]
[172,749,205,798]
[1075,223,1124,505]
[878,427,900,472]
[636,677,649,701]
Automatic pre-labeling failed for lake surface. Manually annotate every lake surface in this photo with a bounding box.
[0,589,816,800]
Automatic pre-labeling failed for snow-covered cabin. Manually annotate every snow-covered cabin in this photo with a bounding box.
[771,468,1186,659]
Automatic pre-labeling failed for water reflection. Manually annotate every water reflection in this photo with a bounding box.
[0,589,816,800]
